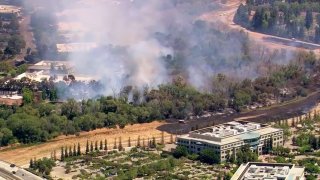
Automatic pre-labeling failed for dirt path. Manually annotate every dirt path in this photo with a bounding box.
[0,121,171,167]
[17,12,36,61]
[200,0,320,56]
[20,14,36,51]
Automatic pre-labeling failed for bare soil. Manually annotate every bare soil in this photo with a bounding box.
[17,14,36,60]
[0,121,171,166]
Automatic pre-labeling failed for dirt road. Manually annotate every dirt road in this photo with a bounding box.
[0,121,171,166]
[19,15,36,51]
[17,13,36,61]
[200,0,320,56]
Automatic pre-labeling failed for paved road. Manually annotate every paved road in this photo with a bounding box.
[0,168,20,180]
[0,160,43,180]
[158,91,320,134]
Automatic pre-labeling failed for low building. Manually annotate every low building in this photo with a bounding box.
[231,162,305,180]
[27,60,73,74]
[0,5,21,16]
[177,121,283,162]
[0,91,23,106]
[56,43,97,53]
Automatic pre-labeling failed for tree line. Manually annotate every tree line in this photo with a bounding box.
[0,50,318,146]
[235,0,320,43]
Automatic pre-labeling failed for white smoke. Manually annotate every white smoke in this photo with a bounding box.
[55,0,178,94]
[24,0,293,98]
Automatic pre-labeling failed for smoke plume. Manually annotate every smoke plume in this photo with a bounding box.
[24,0,294,98]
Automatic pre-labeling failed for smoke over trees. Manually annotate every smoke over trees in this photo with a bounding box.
[23,0,297,99]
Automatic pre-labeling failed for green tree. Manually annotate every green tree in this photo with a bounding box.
[199,149,220,164]
[33,158,55,175]
[305,9,313,30]
[118,137,123,151]
[236,145,258,165]
[38,103,54,117]
[292,136,297,145]
[113,138,117,149]
[234,4,250,27]
[99,140,103,150]
[22,88,33,104]
[315,26,320,43]
[53,150,56,160]
[60,147,64,161]
[90,141,93,152]
[4,35,26,55]
[29,158,34,168]
[64,146,68,158]
[128,137,131,147]
[0,128,15,146]
[137,136,141,147]
[104,139,108,151]
[233,90,252,111]
[173,146,188,158]
[95,141,98,151]
[77,142,81,155]
[69,146,72,157]
[86,140,89,154]
[61,99,80,120]
[151,137,156,148]
[7,113,44,143]
[73,144,76,156]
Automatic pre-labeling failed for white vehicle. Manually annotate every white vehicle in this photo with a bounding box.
[178,120,186,124]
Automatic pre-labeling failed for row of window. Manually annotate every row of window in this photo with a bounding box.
[221,142,244,149]
[178,139,189,144]
[260,131,283,139]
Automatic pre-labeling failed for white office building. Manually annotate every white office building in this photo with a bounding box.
[177,121,283,161]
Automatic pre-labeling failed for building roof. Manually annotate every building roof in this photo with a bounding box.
[0,5,21,14]
[178,121,282,145]
[56,43,97,53]
[34,60,70,66]
[0,95,23,106]
[231,162,305,180]
[240,132,260,140]
[28,65,51,71]
[27,61,73,73]
[15,72,96,83]
[192,121,263,138]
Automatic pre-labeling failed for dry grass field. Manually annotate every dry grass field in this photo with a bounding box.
[0,121,171,166]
